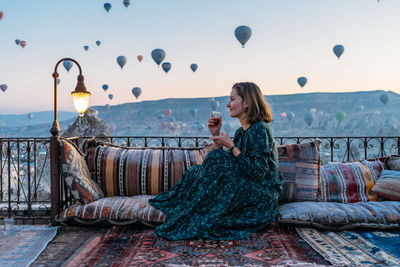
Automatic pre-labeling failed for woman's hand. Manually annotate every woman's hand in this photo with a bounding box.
[207,114,221,136]
[210,132,234,149]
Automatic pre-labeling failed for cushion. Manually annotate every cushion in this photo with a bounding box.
[56,195,165,226]
[320,160,384,203]
[59,139,104,204]
[278,201,400,230]
[277,140,321,202]
[385,155,400,171]
[372,170,400,201]
[86,143,206,197]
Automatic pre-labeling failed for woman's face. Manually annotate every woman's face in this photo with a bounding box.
[226,88,247,118]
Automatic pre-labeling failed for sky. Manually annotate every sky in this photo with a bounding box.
[0,0,399,114]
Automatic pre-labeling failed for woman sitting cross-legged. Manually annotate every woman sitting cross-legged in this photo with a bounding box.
[149,82,283,240]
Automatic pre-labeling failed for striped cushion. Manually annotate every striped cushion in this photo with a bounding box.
[320,160,384,203]
[86,144,206,197]
[372,170,400,201]
[56,195,165,225]
[277,140,321,202]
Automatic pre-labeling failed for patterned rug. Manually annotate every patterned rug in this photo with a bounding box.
[0,225,59,267]
[297,228,400,266]
[33,224,329,266]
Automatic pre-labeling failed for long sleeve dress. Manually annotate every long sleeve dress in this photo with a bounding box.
[148,121,283,240]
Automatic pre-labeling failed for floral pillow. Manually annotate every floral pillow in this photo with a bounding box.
[59,139,104,204]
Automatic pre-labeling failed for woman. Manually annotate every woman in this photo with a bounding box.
[149,82,283,240]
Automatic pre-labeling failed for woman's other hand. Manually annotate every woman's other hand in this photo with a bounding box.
[210,132,234,149]
[208,114,221,136]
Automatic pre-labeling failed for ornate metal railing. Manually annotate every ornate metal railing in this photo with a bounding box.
[1,136,399,222]
[0,138,51,223]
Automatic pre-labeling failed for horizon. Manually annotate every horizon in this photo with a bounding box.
[0,89,395,116]
[1,0,400,114]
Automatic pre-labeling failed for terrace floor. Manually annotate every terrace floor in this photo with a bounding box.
[31,223,331,266]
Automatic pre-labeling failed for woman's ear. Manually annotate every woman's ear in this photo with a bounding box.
[243,101,248,110]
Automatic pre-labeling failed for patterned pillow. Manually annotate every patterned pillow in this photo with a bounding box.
[277,140,321,202]
[278,201,400,230]
[56,195,165,226]
[59,139,104,204]
[320,160,384,203]
[384,155,400,171]
[86,143,206,197]
[372,170,400,201]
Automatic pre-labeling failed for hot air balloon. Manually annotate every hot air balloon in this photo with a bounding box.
[304,111,314,126]
[335,111,346,124]
[333,44,344,59]
[63,60,73,72]
[96,40,101,46]
[132,87,142,99]
[108,94,114,100]
[210,100,220,111]
[83,45,89,51]
[19,40,27,48]
[164,109,172,118]
[162,62,171,73]
[104,3,112,12]
[123,0,130,8]
[158,114,165,120]
[297,77,307,88]
[359,104,365,110]
[280,112,287,117]
[15,39,20,45]
[190,108,198,118]
[234,25,252,48]
[310,108,317,114]
[137,55,143,62]
[287,112,295,122]
[102,84,109,91]
[380,94,389,105]
[116,56,127,69]
[0,84,8,92]
[0,11,3,21]
[190,64,198,72]
[151,49,166,66]
[57,78,61,85]
[28,113,34,120]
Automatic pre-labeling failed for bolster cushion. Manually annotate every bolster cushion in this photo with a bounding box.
[278,201,400,230]
[56,195,165,226]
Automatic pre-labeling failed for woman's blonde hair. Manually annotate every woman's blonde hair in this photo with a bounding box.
[232,82,273,124]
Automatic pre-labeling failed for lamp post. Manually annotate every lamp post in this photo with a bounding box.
[50,58,91,224]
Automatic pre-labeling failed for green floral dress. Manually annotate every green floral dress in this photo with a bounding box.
[149,121,283,240]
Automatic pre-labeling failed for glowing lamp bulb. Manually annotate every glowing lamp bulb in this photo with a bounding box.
[71,91,90,117]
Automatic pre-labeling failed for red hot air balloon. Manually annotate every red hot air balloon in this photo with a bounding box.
[164,109,172,118]
[19,40,27,48]
[0,11,4,21]
[137,55,143,62]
